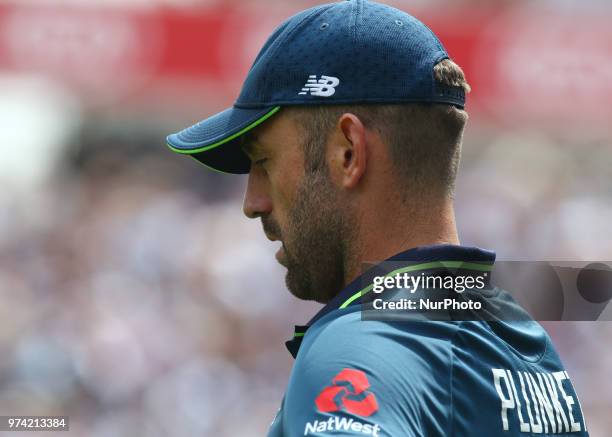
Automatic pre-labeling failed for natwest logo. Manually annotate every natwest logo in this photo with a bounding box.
[315,369,378,417]
[304,369,381,436]
[304,417,381,436]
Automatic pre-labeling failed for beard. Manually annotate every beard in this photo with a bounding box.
[263,169,356,304]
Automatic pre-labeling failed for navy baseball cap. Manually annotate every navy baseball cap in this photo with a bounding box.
[167,0,466,174]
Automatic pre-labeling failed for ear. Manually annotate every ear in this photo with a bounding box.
[327,113,367,189]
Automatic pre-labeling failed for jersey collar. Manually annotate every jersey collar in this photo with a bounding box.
[286,244,496,358]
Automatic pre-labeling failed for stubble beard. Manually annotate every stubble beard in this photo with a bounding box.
[282,169,357,303]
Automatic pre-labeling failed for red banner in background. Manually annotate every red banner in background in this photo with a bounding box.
[0,3,610,127]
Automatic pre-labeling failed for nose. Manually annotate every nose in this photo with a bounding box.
[243,169,272,219]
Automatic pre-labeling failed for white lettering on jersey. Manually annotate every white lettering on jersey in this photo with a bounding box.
[492,369,587,434]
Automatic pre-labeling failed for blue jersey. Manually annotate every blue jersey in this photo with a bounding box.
[267,245,589,437]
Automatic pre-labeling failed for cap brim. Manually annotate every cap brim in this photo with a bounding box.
[166,106,281,174]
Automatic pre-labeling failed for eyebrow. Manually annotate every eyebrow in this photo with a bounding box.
[240,132,264,157]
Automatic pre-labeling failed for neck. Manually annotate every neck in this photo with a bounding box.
[343,198,459,288]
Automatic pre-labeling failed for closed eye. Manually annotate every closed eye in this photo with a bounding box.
[254,158,268,166]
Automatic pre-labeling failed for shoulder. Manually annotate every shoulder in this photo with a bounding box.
[284,308,459,433]
[297,307,460,372]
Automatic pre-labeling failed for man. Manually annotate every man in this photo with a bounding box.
[167,1,589,435]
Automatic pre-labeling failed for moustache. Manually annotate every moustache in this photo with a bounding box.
[262,217,282,240]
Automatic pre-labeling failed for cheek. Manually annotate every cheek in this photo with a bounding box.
[269,166,303,228]
[268,140,306,225]
[270,175,293,221]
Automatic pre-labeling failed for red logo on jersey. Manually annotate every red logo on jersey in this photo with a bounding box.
[315,368,378,417]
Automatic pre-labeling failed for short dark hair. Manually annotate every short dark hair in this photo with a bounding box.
[286,59,470,201]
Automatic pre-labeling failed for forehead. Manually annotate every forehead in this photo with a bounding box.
[241,110,300,155]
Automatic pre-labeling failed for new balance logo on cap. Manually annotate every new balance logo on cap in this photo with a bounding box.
[298,75,340,97]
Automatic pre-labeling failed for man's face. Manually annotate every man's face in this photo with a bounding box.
[242,112,354,303]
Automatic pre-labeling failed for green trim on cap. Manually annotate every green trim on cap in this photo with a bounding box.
[167,106,281,155]
[339,261,493,309]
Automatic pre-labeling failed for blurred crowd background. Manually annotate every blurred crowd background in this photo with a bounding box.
[0,0,611,435]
